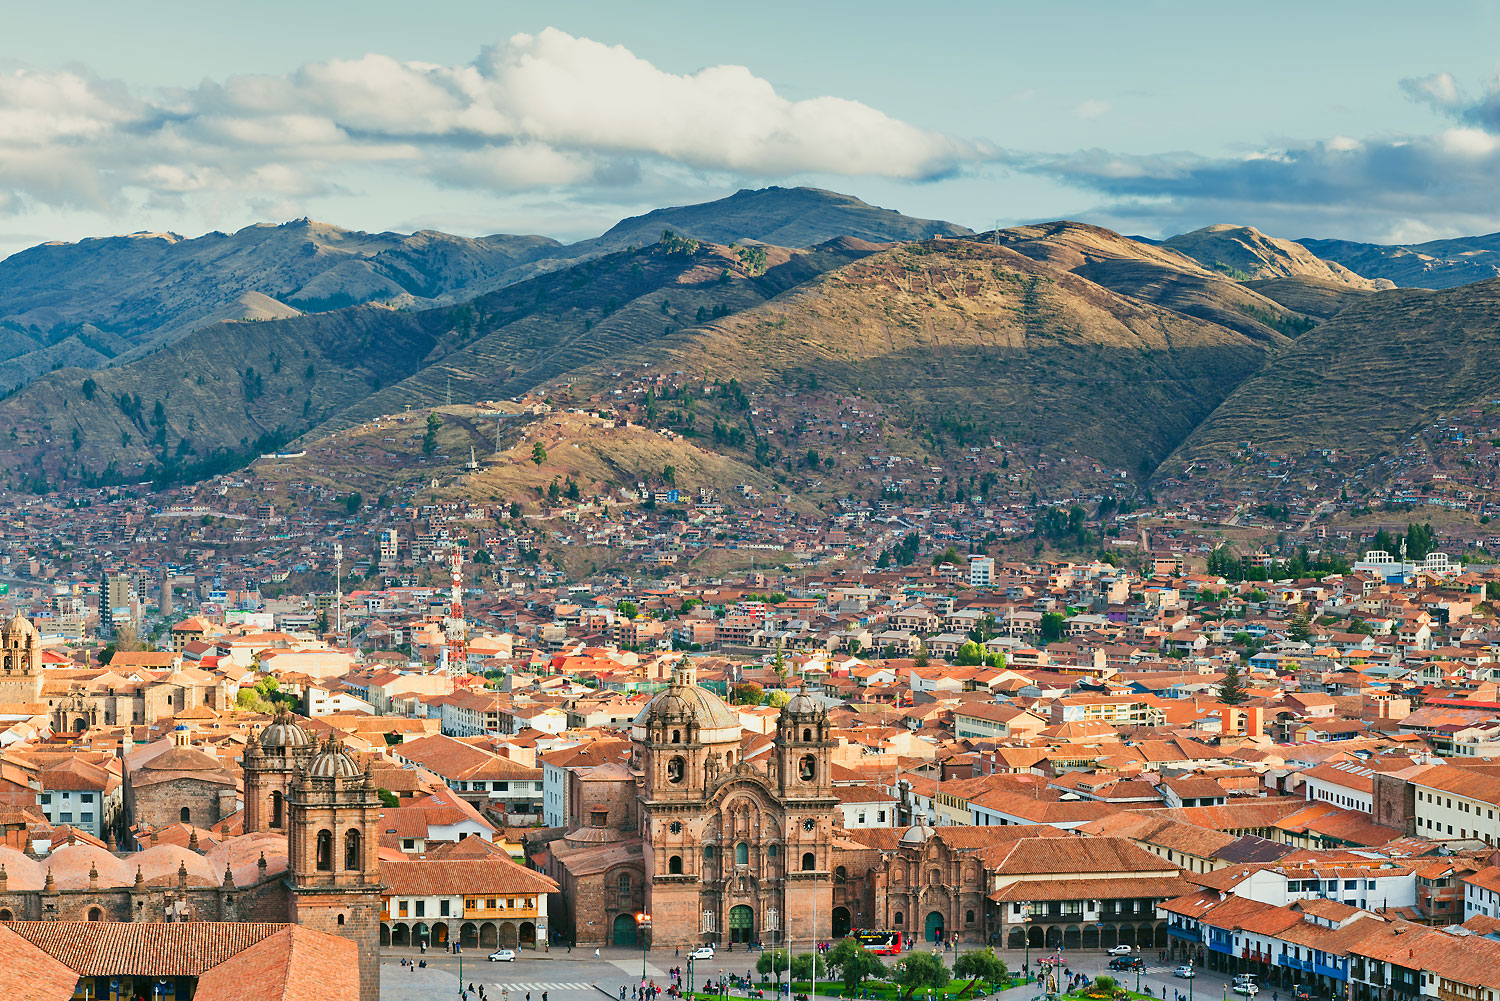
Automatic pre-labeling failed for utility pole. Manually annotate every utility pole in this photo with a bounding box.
[333,543,343,638]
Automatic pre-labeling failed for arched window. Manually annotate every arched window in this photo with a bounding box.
[316,829,333,871]
[735,841,749,865]
[0,908,12,921]
[704,845,715,860]
[618,873,631,895]
[270,790,283,829]
[180,806,191,824]
[802,852,816,872]
[669,855,683,874]
[799,755,816,782]
[835,865,847,883]
[345,828,362,871]
[667,756,686,784]
[87,907,103,922]
[672,730,681,743]
[768,844,778,858]
[337,913,346,926]
[803,728,812,742]
[965,910,975,925]
[894,911,904,925]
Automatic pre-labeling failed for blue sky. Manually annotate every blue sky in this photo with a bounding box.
[2,0,1499,258]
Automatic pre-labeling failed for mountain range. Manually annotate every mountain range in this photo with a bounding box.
[4,187,1500,499]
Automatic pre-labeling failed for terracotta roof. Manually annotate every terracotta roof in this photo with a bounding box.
[3,920,287,976]
[989,874,1193,902]
[192,924,359,1001]
[0,925,79,1001]
[380,856,558,895]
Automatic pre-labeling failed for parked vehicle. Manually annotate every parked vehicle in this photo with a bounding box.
[488,949,517,962]
[690,947,715,960]
[1107,945,1134,956]
[1173,967,1195,979]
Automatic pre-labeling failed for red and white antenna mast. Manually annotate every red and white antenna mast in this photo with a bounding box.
[446,546,467,670]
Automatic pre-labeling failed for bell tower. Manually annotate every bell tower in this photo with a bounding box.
[243,710,315,834]
[0,612,42,703]
[774,694,835,947]
[287,735,383,1001]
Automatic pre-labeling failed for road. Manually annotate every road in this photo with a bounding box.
[378,948,1251,1001]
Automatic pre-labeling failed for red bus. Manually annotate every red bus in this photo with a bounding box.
[855,930,904,955]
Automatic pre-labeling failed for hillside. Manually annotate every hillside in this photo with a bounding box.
[1164,224,1391,289]
[0,188,971,394]
[1241,277,1376,319]
[1298,233,1500,289]
[556,237,1289,475]
[975,222,1320,342]
[1166,278,1500,471]
[0,236,874,489]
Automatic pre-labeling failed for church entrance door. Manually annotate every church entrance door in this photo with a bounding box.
[729,905,754,944]
[612,914,637,945]
[925,911,944,944]
[831,907,851,939]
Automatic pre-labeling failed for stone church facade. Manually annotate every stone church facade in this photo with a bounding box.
[546,666,836,950]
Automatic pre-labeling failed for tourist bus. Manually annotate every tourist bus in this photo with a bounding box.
[855,930,904,955]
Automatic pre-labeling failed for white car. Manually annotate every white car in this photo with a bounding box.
[488,949,517,962]
[1107,945,1134,956]
[690,947,716,960]
[1173,967,1195,979]
[1233,986,1259,997]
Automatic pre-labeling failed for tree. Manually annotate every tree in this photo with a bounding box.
[617,600,638,619]
[81,378,97,401]
[1219,661,1249,705]
[1039,612,1066,643]
[955,640,984,666]
[1288,612,1311,643]
[827,939,886,993]
[508,501,522,519]
[757,950,791,991]
[423,412,442,455]
[732,682,764,705]
[662,465,676,486]
[790,953,827,981]
[766,690,791,708]
[913,640,930,669]
[531,441,547,465]
[896,952,950,994]
[953,948,1008,986]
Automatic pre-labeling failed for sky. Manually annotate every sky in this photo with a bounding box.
[2,0,1500,260]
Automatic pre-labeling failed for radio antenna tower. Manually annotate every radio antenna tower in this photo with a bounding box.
[445,546,467,672]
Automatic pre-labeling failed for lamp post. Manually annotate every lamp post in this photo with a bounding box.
[719,968,725,1001]
[1189,965,1194,1001]
[637,912,653,985]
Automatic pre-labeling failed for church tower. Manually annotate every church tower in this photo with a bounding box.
[0,612,43,704]
[243,710,315,833]
[287,735,383,1001]
[774,694,835,946]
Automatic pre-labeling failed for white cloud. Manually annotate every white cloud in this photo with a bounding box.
[1073,99,1110,120]
[0,29,985,220]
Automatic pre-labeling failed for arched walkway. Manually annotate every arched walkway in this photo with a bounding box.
[500,922,518,948]
[520,922,536,947]
[380,925,391,947]
[1064,926,1080,949]
[831,907,851,939]
[1027,926,1043,948]
[1083,926,1098,950]
[1154,924,1167,947]
[414,923,430,946]
[1101,925,1118,949]
[461,923,479,949]
[391,923,410,947]
[1119,924,1136,946]
[613,914,636,945]
[480,922,498,948]
[432,924,448,947]
[1045,926,1061,948]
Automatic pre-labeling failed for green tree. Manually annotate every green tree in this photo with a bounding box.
[1039,612,1066,643]
[757,950,791,992]
[954,640,984,666]
[81,378,97,401]
[508,501,522,519]
[617,600,638,619]
[913,640,930,669]
[732,682,765,705]
[1219,661,1249,705]
[896,952,950,994]
[531,441,547,465]
[662,465,676,486]
[422,412,442,455]
[1288,612,1311,643]
[827,939,886,993]
[766,690,791,708]
[932,544,961,566]
[376,788,399,808]
[790,953,827,981]
[953,948,1008,986]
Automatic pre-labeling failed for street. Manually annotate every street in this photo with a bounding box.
[378,947,1251,1001]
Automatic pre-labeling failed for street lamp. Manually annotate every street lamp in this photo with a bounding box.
[637,912,653,984]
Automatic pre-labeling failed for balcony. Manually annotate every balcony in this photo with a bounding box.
[1026,909,1084,923]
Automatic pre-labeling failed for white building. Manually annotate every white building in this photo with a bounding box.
[968,555,995,588]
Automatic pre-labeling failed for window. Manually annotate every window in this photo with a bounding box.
[803,852,816,871]
[40,794,49,804]
[337,913,345,926]
[316,829,333,871]
[487,898,497,909]
[415,901,425,917]
[668,756,686,784]
[618,873,631,895]
[398,901,408,917]
[835,865,847,883]
[878,810,887,822]
[440,899,450,916]
[180,807,191,824]
[345,829,362,870]
[669,855,683,874]
[672,730,681,743]
[768,844,778,858]
[60,813,72,823]
[799,755,816,782]
[965,910,975,925]
[271,790,284,829]
[894,912,904,925]
[87,908,102,922]
[803,728,812,742]
[704,846,715,860]
[736,842,749,865]
[80,793,93,803]
[81,813,93,824]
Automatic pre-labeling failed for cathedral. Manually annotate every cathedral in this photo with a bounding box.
[546,664,836,949]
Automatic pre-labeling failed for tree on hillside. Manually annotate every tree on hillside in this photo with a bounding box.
[531,441,547,465]
[1288,612,1311,643]
[1219,662,1249,705]
[827,938,886,993]
[422,413,442,455]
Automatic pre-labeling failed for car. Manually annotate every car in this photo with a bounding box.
[488,949,517,962]
[690,947,716,960]
[1107,945,1134,956]
[1173,967,1195,979]
[1232,986,1259,997]
[1108,958,1144,971]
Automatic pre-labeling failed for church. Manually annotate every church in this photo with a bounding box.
[545,664,836,949]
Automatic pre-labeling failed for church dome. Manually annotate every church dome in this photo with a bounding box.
[630,663,740,744]
[779,692,826,719]
[305,737,363,779]
[899,820,934,847]
[2,611,35,642]
[259,711,312,750]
